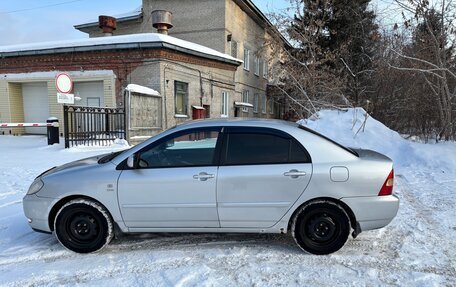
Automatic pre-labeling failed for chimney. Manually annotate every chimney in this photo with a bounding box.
[98,15,117,36]
[151,10,173,35]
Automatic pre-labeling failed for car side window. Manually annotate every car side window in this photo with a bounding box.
[138,128,220,168]
[223,129,311,165]
[289,139,311,163]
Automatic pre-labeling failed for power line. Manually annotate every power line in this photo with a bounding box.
[0,0,86,15]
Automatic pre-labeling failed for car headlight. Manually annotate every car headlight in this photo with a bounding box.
[27,179,44,195]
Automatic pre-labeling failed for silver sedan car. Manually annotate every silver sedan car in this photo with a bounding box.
[23,119,399,255]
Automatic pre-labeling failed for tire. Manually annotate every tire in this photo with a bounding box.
[291,201,351,255]
[54,199,114,253]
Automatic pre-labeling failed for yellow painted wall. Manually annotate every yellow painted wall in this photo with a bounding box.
[0,81,10,124]
[7,83,25,134]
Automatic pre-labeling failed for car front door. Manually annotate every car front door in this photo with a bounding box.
[117,127,222,228]
[217,127,312,228]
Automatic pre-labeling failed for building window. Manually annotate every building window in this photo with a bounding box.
[261,95,267,114]
[174,81,188,115]
[253,94,259,113]
[254,57,260,76]
[244,48,250,71]
[231,41,238,59]
[269,98,274,114]
[221,91,229,117]
[263,61,268,79]
[242,90,250,112]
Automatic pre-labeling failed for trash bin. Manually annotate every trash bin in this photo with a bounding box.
[47,117,59,145]
[192,106,206,120]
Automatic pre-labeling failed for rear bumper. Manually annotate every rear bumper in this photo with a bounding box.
[23,194,55,233]
[341,194,399,231]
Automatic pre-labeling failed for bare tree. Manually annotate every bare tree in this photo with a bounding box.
[388,0,456,140]
[264,0,354,120]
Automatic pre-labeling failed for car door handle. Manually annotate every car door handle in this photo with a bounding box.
[284,170,306,178]
[193,172,215,181]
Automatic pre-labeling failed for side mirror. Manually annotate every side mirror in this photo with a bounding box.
[127,154,137,169]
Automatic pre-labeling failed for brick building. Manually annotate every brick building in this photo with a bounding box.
[0,33,241,138]
[0,0,287,140]
[75,0,288,117]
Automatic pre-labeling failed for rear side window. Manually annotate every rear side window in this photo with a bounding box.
[289,140,310,163]
[223,129,311,165]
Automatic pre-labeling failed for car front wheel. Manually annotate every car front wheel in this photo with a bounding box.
[54,199,113,253]
[292,201,351,255]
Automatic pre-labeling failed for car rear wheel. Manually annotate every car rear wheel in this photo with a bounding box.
[54,199,113,253]
[292,201,350,255]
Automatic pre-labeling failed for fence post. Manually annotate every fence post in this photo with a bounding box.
[105,110,110,135]
[63,105,69,148]
[47,117,60,145]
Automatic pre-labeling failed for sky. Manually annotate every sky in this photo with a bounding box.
[0,0,291,46]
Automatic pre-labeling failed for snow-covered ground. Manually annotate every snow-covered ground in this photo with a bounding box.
[0,109,455,286]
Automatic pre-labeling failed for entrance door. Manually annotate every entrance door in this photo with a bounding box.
[117,127,222,228]
[73,81,104,107]
[217,127,313,228]
[22,82,49,134]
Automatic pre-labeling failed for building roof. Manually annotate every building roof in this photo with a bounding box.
[74,6,143,30]
[125,84,160,96]
[74,1,291,48]
[0,33,242,65]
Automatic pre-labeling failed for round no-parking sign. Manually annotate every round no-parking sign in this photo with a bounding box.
[55,73,73,94]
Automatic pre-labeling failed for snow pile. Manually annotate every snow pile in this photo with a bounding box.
[300,108,456,174]
[67,138,130,153]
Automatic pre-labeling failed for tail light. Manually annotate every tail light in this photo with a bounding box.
[378,169,394,196]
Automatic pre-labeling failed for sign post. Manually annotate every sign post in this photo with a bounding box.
[55,73,74,104]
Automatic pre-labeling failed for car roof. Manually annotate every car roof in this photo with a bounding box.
[174,118,298,130]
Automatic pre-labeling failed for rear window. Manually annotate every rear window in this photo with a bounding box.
[223,131,311,165]
[298,125,359,157]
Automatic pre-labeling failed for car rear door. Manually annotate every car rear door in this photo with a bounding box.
[117,127,222,228]
[216,127,312,228]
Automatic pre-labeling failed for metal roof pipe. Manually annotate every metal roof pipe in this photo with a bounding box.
[98,15,117,36]
[151,10,173,35]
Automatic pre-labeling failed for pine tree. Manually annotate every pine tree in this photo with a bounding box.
[290,0,380,105]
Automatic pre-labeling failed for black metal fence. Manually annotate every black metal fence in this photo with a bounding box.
[63,105,126,148]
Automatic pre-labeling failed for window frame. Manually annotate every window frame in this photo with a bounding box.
[263,61,268,79]
[261,95,267,114]
[231,40,238,59]
[242,90,250,112]
[253,94,259,113]
[219,126,312,166]
[221,91,229,117]
[243,48,250,71]
[131,127,224,170]
[269,97,274,115]
[174,81,189,116]
[254,56,260,76]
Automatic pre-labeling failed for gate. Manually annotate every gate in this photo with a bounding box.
[127,90,163,143]
[63,105,126,148]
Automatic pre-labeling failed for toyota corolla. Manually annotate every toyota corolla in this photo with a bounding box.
[23,119,399,255]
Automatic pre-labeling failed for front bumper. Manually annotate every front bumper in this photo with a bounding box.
[23,194,56,233]
[341,194,399,231]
